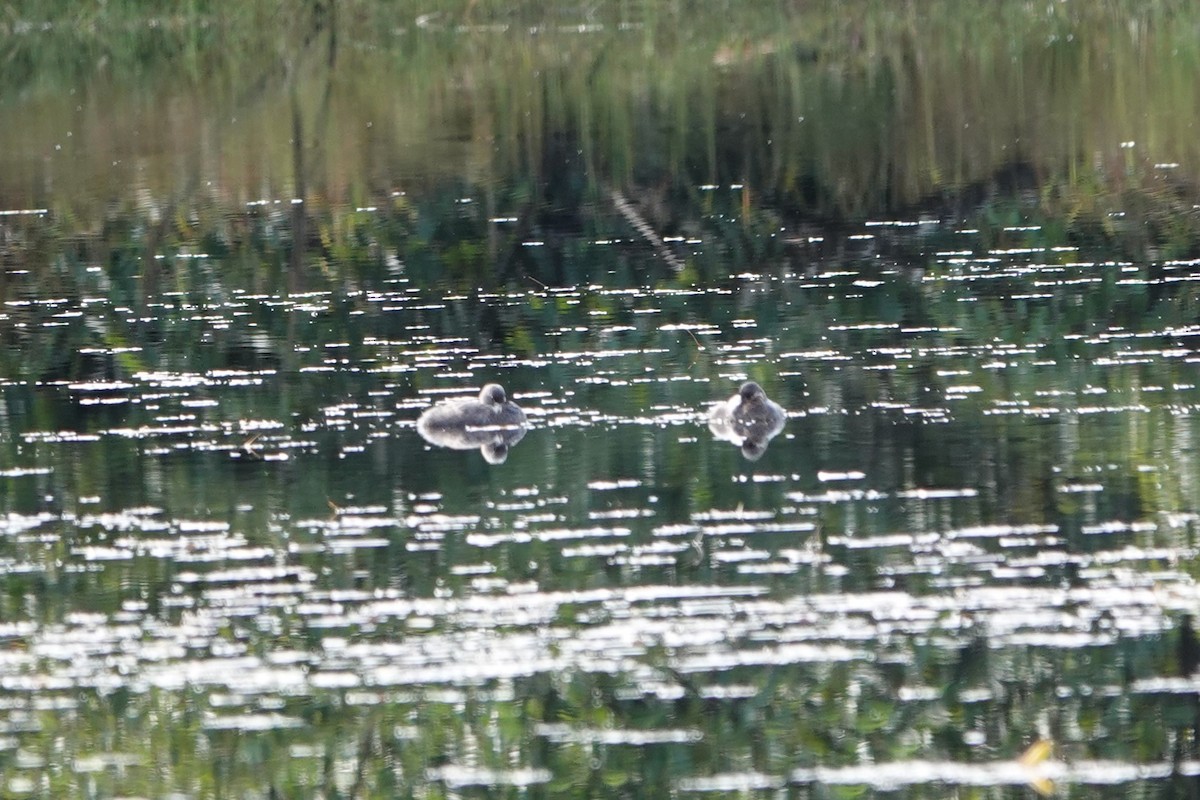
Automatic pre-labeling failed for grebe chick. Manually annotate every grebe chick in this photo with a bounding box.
[416,384,528,463]
[707,381,786,460]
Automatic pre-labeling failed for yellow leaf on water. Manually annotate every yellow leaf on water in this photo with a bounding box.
[1017,740,1055,796]
[1028,776,1055,797]
[1018,739,1053,767]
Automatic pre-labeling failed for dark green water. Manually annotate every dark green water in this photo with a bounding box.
[3,2,1200,797]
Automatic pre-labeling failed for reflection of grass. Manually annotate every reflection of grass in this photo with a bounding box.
[4,1,1200,225]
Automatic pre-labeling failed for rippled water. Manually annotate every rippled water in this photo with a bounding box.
[4,206,1200,797]
[4,3,1200,798]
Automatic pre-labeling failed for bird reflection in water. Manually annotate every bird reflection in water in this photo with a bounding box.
[707,381,786,460]
[416,384,528,464]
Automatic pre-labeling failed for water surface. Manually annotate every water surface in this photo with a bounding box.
[3,2,1200,797]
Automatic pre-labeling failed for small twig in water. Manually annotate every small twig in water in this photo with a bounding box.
[609,188,684,272]
[241,433,263,459]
